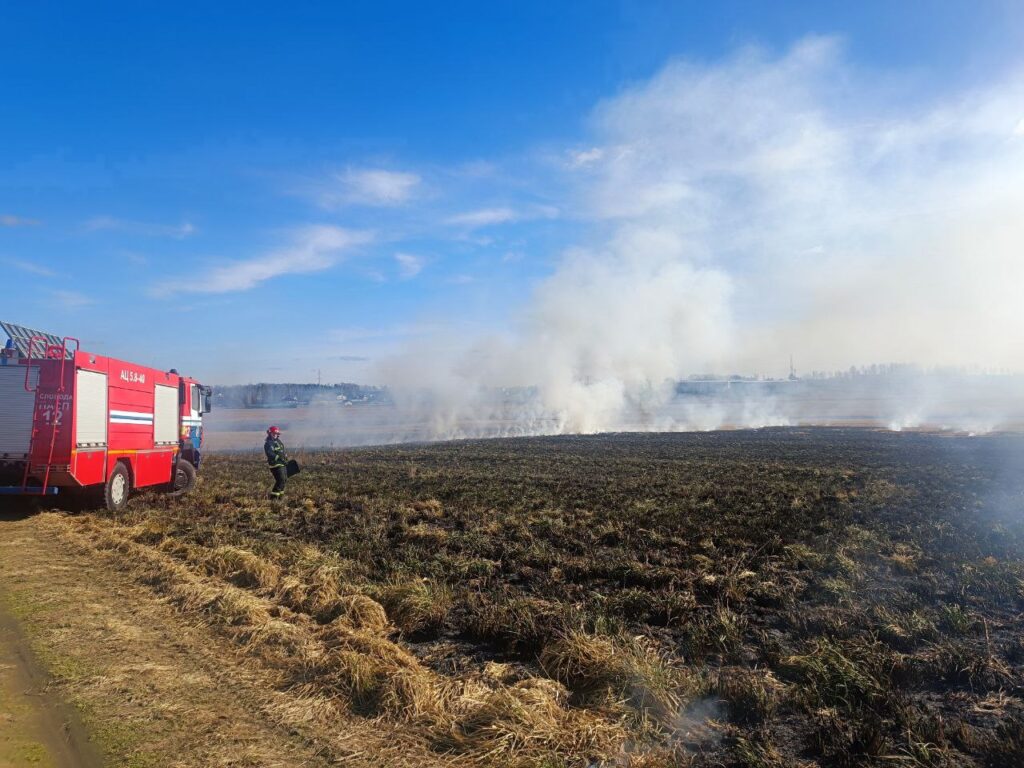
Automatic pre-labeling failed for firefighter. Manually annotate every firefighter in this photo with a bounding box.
[265,426,288,499]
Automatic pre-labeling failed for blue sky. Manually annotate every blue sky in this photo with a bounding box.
[2,1,1022,384]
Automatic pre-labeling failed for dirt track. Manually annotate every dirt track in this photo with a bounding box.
[0,512,447,768]
[0,601,94,768]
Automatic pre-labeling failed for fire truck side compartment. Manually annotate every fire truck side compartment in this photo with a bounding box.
[154,384,178,445]
[75,369,108,447]
[0,366,37,459]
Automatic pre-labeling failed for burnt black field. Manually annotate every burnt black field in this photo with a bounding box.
[118,427,1024,766]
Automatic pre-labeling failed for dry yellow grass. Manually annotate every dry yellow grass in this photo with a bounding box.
[12,512,484,768]
[332,594,390,631]
[61,515,651,767]
[438,678,624,762]
[209,545,282,590]
[376,579,453,636]
[540,630,686,722]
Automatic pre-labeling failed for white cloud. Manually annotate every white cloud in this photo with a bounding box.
[321,168,421,208]
[455,160,500,178]
[6,258,56,277]
[1015,117,1024,136]
[119,251,149,265]
[445,204,559,229]
[51,289,94,309]
[151,225,372,296]
[446,274,476,285]
[394,252,424,279]
[84,216,196,239]
[567,147,604,167]
[330,324,438,343]
[0,214,39,227]
[445,207,518,227]
[533,204,560,219]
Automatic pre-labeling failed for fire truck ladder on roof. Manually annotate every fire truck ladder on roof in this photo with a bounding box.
[0,320,72,360]
[21,334,79,497]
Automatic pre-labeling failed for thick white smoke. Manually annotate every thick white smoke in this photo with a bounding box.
[511,243,733,432]
[579,37,1024,371]
[374,37,1024,438]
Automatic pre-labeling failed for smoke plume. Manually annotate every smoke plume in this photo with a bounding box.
[370,38,1024,440]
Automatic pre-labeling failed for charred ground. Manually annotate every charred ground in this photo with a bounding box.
[54,428,1024,766]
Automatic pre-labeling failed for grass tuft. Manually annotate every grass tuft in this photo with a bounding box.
[540,630,686,722]
[375,579,452,637]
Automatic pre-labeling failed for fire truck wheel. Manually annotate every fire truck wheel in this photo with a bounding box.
[168,459,196,496]
[105,462,131,511]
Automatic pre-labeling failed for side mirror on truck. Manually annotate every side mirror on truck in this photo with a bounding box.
[201,386,213,414]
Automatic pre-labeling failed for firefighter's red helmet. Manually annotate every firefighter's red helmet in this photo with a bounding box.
[267,425,281,436]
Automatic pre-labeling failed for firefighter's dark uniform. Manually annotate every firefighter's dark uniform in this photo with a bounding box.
[265,436,288,498]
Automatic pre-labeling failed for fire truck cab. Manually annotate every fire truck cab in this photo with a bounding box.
[0,321,211,510]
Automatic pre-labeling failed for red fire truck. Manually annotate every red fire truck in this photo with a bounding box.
[0,321,211,510]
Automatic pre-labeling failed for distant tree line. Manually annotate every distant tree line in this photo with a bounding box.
[212,383,391,409]
[685,363,1016,383]
[214,367,1018,409]
[798,363,1016,380]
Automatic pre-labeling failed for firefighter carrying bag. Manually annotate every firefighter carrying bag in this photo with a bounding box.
[286,459,301,477]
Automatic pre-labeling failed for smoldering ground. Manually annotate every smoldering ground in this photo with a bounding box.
[92,429,1024,765]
